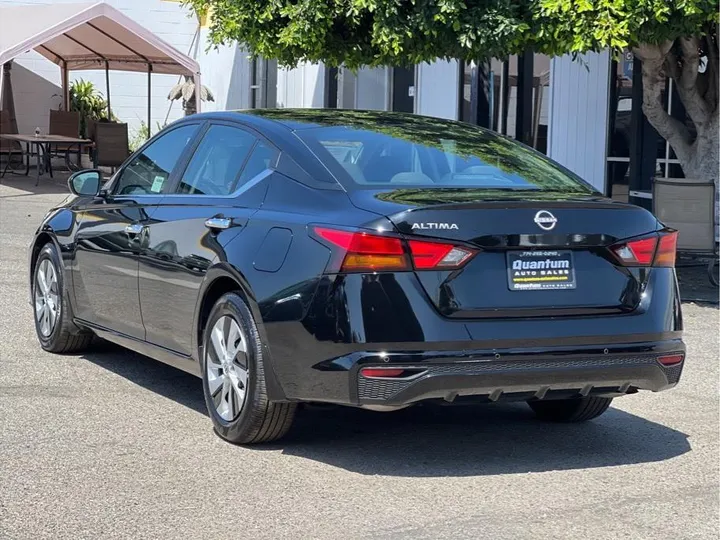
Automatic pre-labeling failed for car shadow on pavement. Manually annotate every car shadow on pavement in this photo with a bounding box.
[279,403,691,477]
[82,340,691,478]
[81,339,208,416]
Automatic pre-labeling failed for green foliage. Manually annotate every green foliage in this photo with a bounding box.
[129,120,168,152]
[69,79,115,137]
[188,0,718,68]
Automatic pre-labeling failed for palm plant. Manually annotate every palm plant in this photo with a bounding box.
[167,76,214,116]
[69,79,112,137]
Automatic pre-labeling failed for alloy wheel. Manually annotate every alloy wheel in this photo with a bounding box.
[34,259,59,337]
[206,316,249,421]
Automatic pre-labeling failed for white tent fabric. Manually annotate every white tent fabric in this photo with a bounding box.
[0,1,201,112]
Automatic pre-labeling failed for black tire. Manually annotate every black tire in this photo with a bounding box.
[528,396,612,422]
[201,292,296,444]
[32,243,93,353]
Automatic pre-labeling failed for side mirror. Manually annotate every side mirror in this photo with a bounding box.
[68,170,102,196]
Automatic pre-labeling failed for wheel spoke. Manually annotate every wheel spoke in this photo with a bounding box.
[207,361,224,396]
[227,382,236,419]
[37,262,49,294]
[217,379,232,420]
[229,374,246,406]
[210,324,226,361]
[47,302,57,329]
[35,296,45,320]
[41,305,50,335]
[225,320,245,360]
[234,365,248,389]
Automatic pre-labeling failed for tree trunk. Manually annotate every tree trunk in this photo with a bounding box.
[634,40,719,181]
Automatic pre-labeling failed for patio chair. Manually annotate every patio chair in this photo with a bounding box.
[653,177,718,286]
[48,109,82,171]
[93,122,129,171]
[0,109,23,172]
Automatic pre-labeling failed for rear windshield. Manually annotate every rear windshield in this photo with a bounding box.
[298,123,594,193]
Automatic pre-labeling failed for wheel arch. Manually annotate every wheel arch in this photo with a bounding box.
[28,231,64,304]
[193,263,289,402]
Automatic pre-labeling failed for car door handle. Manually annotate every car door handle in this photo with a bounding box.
[125,223,144,236]
[204,216,233,231]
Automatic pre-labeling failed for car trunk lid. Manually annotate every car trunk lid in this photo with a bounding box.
[348,188,661,318]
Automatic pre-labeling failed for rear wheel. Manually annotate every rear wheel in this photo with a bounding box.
[527,396,612,422]
[201,292,296,444]
[32,243,93,353]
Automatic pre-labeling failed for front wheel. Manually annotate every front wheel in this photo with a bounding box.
[527,396,612,422]
[201,292,296,444]
[32,243,93,353]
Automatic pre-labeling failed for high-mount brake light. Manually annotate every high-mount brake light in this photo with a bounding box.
[610,231,677,268]
[313,227,476,273]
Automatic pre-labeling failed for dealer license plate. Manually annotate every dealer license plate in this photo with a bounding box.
[506,250,576,291]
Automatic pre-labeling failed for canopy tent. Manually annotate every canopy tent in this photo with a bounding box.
[0,1,201,135]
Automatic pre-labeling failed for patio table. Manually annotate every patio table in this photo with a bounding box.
[0,134,91,185]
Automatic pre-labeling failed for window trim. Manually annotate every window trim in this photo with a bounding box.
[164,120,280,199]
[107,121,206,199]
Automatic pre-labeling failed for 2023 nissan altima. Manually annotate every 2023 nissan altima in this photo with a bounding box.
[29,110,685,444]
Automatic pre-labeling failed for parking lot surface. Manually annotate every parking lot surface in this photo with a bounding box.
[1,179,718,539]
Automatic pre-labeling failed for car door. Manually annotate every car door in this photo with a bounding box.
[138,122,279,356]
[72,123,202,339]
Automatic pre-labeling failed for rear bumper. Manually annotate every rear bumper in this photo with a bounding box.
[309,340,685,407]
[260,271,684,404]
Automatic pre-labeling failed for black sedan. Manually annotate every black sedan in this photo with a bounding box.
[29,110,685,444]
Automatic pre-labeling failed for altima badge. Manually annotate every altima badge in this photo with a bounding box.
[411,223,459,230]
[534,210,557,231]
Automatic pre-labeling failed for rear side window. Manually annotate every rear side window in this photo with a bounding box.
[114,124,198,195]
[236,140,279,186]
[177,125,256,195]
[299,124,594,193]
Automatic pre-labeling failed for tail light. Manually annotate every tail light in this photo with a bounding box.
[610,231,677,267]
[313,226,476,273]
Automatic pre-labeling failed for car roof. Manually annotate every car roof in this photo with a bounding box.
[181,109,476,133]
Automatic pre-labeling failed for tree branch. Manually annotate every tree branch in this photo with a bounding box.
[704,32,719,112]
[664,50,681,81]
[638,53,693,166]
[675,36,711,126]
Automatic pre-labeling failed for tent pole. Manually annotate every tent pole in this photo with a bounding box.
[0,65,4,112]
[194,73,202,113]
[147,64,152,137]
[105,61,111,119]
[61,62,70,111]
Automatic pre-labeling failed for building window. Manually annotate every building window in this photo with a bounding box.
[606,51,686,203]
[460,54,550,154]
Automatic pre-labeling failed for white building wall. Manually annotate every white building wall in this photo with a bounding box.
[354,67,388,110]
[415,60,459,119]
[1,0,198,137]
[276,63,325,108]
[548,51,611,192]
[196,33,252,112]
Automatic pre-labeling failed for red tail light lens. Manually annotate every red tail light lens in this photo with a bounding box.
[314,227,408,271]
[312,227,476,273]
[610,231,677,268]
[613,237,657,265]
[655,231,677,267]
[408,240,476,269]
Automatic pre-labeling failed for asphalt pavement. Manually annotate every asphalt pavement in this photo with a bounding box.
[1,176,718,539]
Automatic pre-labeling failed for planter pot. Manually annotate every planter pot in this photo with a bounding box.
[80,153,93,169]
